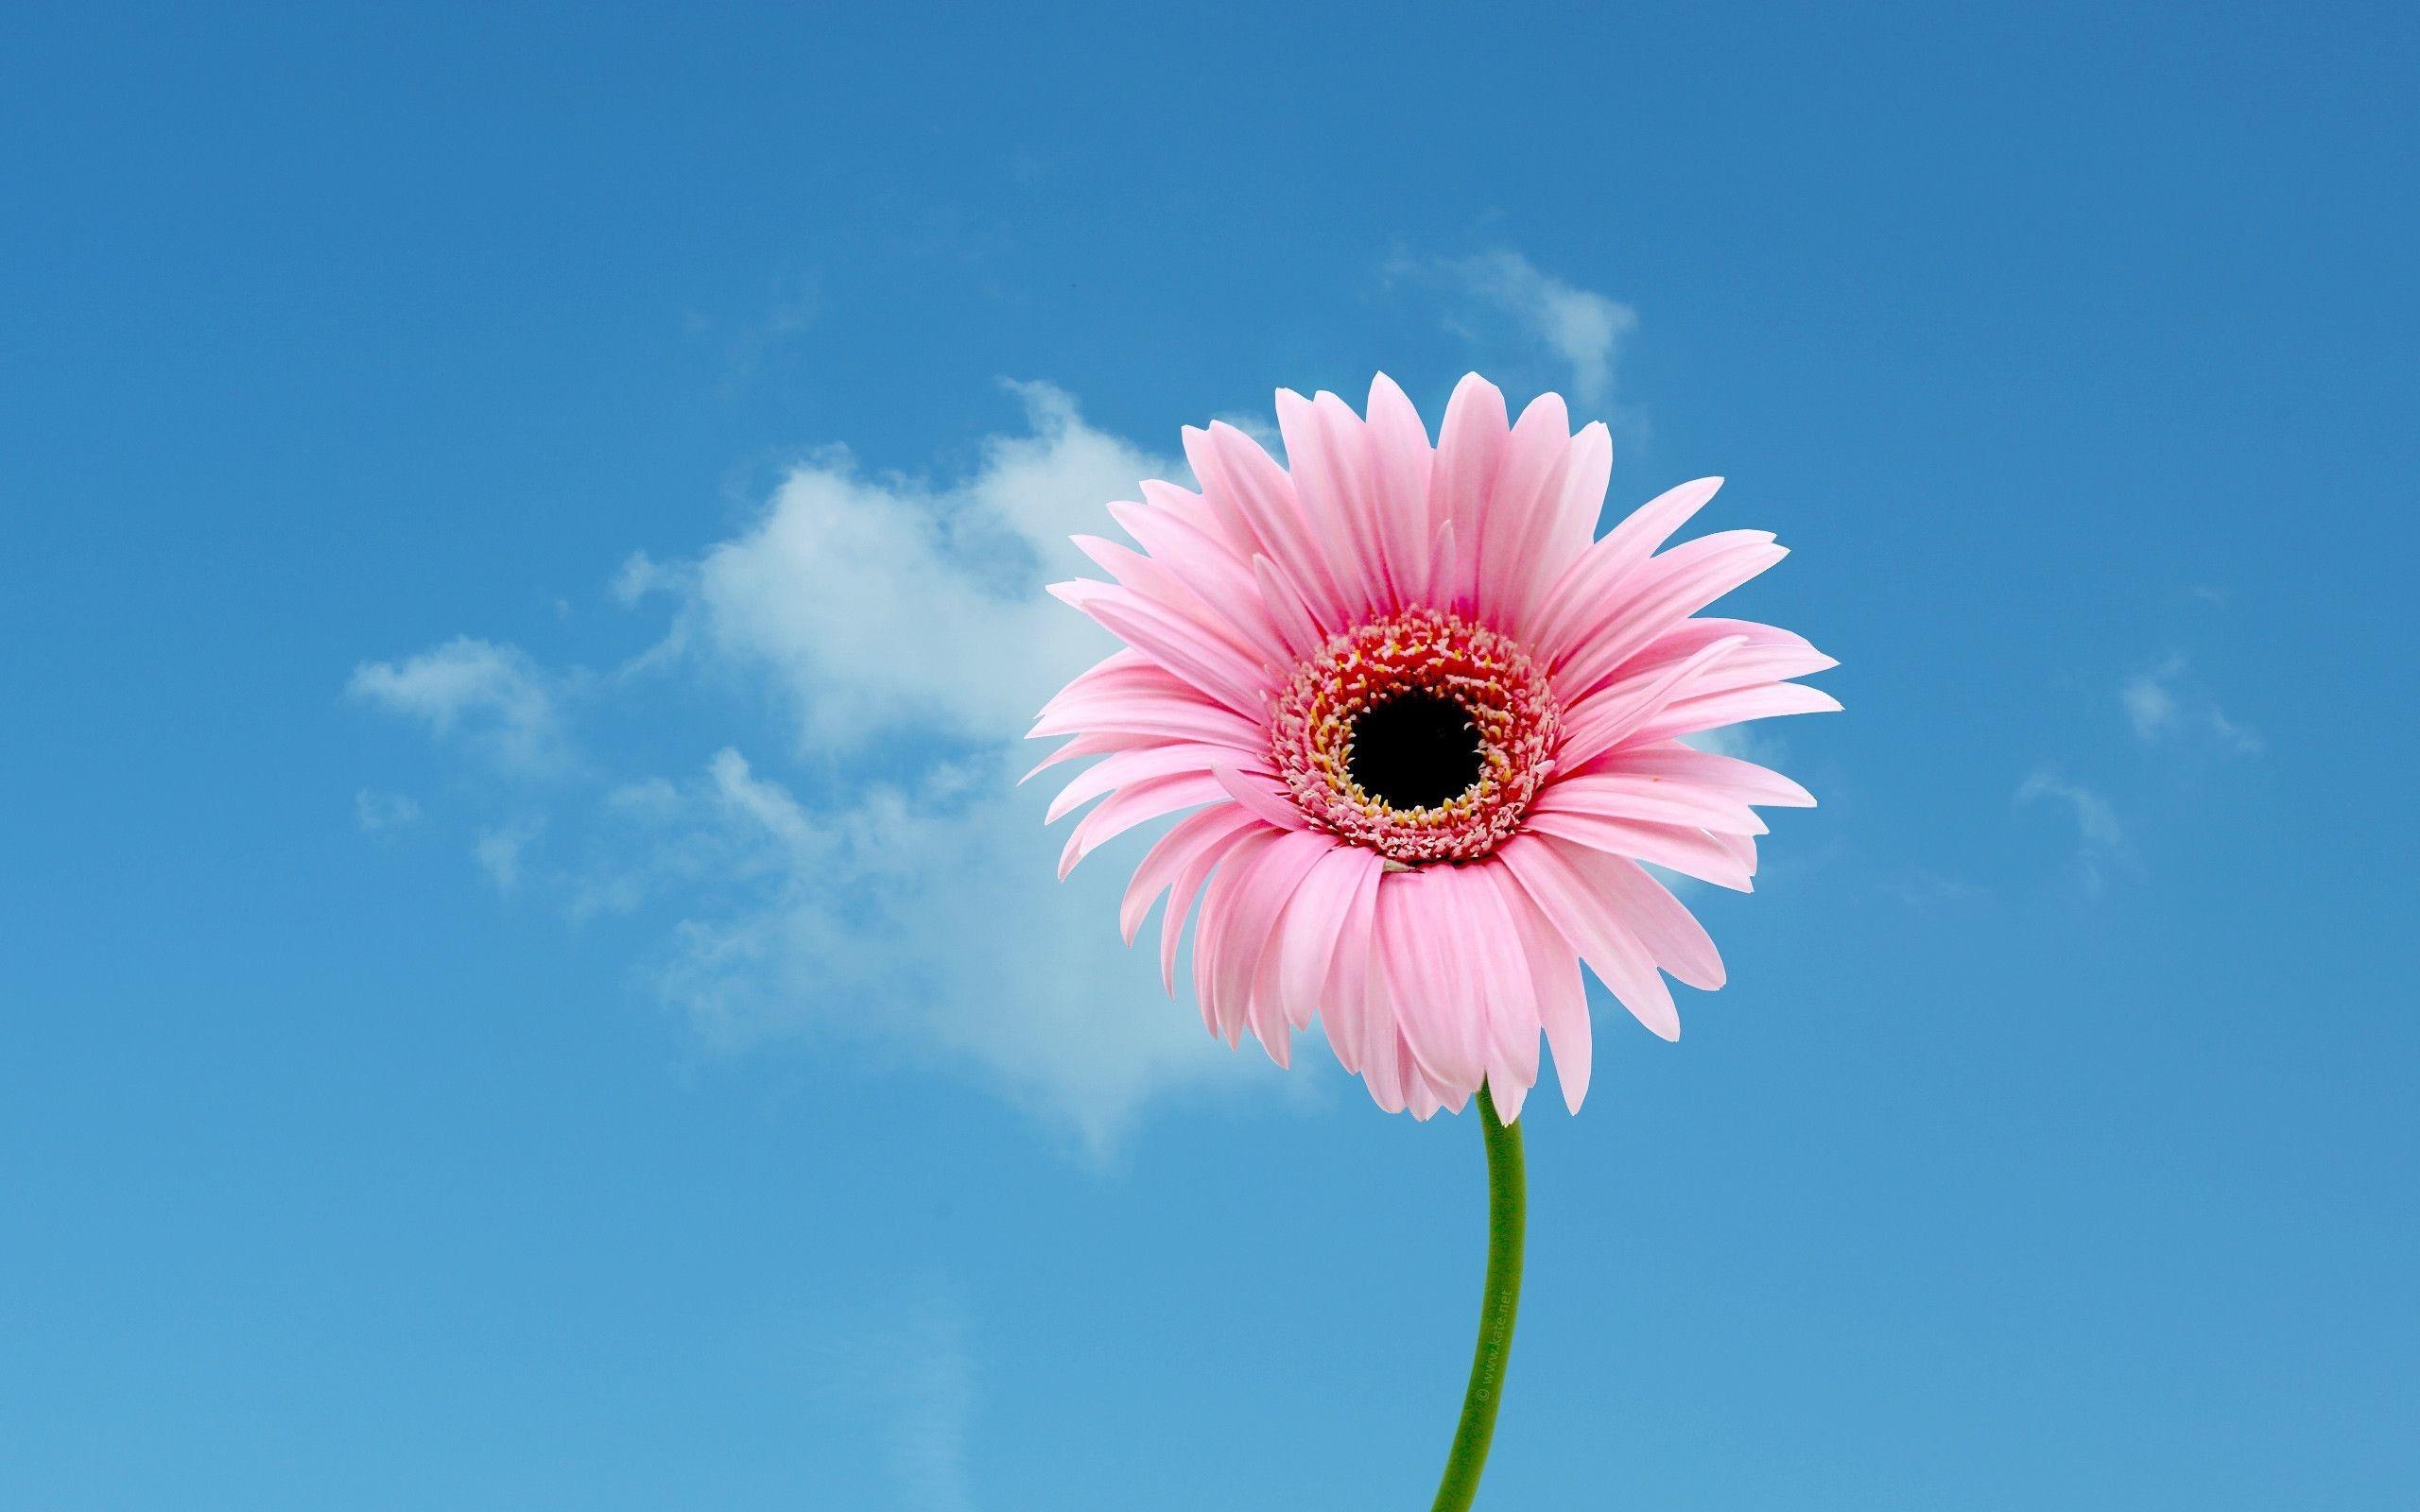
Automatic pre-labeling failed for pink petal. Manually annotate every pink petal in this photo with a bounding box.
[1159,814,1266,992]
[1272,843,1384,1033]
[1548,422,1615,565]
[1712,831,1761,876]
[1529,476,1723,658]
[1101,500,1272,649]
[1189,829,1286,1041]
[1071,532,1281,670]
[1489,1072,1530,1125]
[1551,532,1787,700]
[1203,829,1333,1060]
[1474,392,1572,629]
[1032,647,1160,721]
[1059,770,1231,879]
[1046,741,1248,824]
[1374,869,1487,1092]
[1530,770,1768,836]
[1452,868,1541,1116]
[1357,957,1410,1113]
[1242,833,1352,1059]
[1363,373,1436,610]
[1556,634,1747,769]
[1049,580,1272,719]
[1276,388,1390,619]
[1594,741,1817,809]
[1520,809,1756,892]
[1251,554,1330,662]
[1427,374,1508,615]
[1021,730,1162,782]
[1485,860,1593,1112]
[1593,616,1832,693]
[1119,803,1261,943]
[1184,421,1352,631]
[1213,765,1310,832]
[1554,846,1725,990]
[1425,517,1462,613]
[1627,680,1844,747]
[1028,686,1264,748]
[1497,834,1681,1041]
[1315,855,1386,1074]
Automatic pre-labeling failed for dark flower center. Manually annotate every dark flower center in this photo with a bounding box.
[1348,689,1484,811]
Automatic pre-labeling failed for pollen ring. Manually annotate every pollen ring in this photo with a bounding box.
[1270,609,1560,865]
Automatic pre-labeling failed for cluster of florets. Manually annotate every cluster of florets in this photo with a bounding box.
[1269,608,1560,865]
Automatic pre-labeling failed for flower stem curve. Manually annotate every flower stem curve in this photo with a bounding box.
[1429,1080,1526,1511]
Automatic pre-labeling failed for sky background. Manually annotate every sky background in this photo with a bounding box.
[5,3,2417,1508]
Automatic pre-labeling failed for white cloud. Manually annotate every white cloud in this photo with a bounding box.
[474,818,543,893]
[683,382,1150,750]
[2017,768,2135,895]
[355,385,1264,1158]
[2120,653,2261,754]
[2119,670,2177,742]
[628,746,1265,1157]
[2205,707,2260,753]
[354,788,421,832]
[347,636,565,772]
[1388,249,1638,416]
[610,550,677,607]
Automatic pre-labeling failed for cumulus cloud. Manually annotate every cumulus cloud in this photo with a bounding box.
[347,637,565,772]
[2121,653,2261,754]
[684,382,1154,750]
[625,746,1265,1155]
[1387,249,1638,416]
[2017,768,2135,895]
[354,384,1265,1158]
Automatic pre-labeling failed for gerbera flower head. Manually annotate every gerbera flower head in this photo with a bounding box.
[1031,375,1836,1121]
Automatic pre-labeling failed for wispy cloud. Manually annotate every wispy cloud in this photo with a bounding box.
[473,817,543,893]
[2017,768,2135,895]
[353,788,421,833]
[2121,653,2260,754]
[347,636,567,773]
[1386,248,1638,418]
[1879,868,1986,909]
[880,1290,977,1512]
[2118,671,2176,742]
[684,270,825,395]
[354,384,1266,1159]
[810,1282,978,1512]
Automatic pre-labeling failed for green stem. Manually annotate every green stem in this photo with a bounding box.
[1429,1081,1527,1512]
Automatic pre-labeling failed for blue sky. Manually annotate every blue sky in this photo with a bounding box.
[5,3,2416,1507]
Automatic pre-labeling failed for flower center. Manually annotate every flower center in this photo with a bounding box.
[1270,609,1560,865]
[1346,690,1484,811]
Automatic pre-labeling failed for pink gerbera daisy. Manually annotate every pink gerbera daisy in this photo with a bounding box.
[1031,373,1836,1124]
